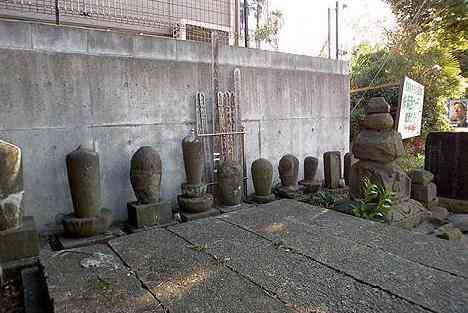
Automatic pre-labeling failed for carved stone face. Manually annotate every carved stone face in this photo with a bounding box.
[278,154,299,187]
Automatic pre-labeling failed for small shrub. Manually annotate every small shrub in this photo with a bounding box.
[352,177,393,222]
[397,152,425,172]
[309,191,338,209]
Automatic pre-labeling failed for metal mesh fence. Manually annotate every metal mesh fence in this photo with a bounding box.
[0,0,235,43]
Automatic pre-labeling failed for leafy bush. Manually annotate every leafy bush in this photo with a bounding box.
[352,178,394,222]
[397,152,425,172]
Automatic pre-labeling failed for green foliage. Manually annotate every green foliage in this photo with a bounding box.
[309,191,338,209]
[352,178,394,222]
[397,152,425,172]
[254,10,284,49]
[351,1,466,139]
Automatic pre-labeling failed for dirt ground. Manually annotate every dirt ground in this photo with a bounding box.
[0,271,24,313]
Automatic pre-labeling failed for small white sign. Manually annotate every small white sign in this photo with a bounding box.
[397,77,425,139]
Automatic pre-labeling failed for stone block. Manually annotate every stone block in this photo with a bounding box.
[350,161,411,203]
[408,169,434,186]
[361,113,394,130]
[439,197,468,213]
[0,216,39,263]
[178,194,213,214]
[323,151,341,189]
[447,214,468,232]
[388,199,428,229]
[127,201,172,228]
[343,152,356,186]
[352,129,404,163]
[62,209,112,238]
[428,207,449,225]
[411,183,437,205]
[435,224,464,240]
[365,97,390,114]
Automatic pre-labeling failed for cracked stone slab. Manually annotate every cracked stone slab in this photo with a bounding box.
[109,229,293,313]
[170,219,431,313]
[40,244,164,313]
[220,201,468,313]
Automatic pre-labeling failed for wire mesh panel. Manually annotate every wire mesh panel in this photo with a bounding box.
[0,0,235,43]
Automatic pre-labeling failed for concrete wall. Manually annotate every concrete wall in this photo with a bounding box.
[0,20,350,231]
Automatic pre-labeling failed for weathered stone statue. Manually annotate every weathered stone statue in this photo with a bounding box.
[299,157,320,193]
[0,140,39,263]
[278,154,299,190]
[218,160,243,206]
[343,152,356,186]
[251,158,275,203]
[178,130,213,214]
[130,147,162,204]
[0,140,24,231]
[324,151,342,189]
[127,147,171,228]
[63,146,111,237]
[66,146,101,218]
[349,97,427,228]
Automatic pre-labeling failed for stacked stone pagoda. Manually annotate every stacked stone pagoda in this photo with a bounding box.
[0,140,39,263]
[350,97,427,228]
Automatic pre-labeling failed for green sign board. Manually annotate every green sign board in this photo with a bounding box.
[396,77,425,139]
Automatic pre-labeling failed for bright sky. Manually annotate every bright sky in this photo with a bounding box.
[270,0,397,59]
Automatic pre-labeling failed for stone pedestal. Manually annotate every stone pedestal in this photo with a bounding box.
[128,201,172,228]
[179,207,220,222]
[324,151,341,189]
[62,209,112,238]
[0,216,39,263]
[178,194,214,214]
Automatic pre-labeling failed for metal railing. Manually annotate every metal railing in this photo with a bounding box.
[0,0,235,43]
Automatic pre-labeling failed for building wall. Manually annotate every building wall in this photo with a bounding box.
[0,20,350,231]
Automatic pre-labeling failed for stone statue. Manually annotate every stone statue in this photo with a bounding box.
[127,146,171,228]
[324,151,342,189]
[278,154,299,190]
[66,146,101,218]
[0,140,24,231]
[182,130,203,186]
[350,97,427,228]
[130,146,162,204]
[0,140,39,263]
[299,156,320,193]
[218,160,243,207]
[178,130,213,214]
[63,146,111,237]
[251,158,275,203]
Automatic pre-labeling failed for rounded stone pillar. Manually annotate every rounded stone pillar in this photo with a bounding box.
[251,158,275,203]
[218,160,243,206]
[182,130,203,186]
[299,156,320,193]
[130,146,162,204]
[0,140,24,231]
[66,146,101,219]
[278,154,299,190]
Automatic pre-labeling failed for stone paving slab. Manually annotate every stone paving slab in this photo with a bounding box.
[222,199,468,278]
[170,219,431,313]
[41,244,164,313]
[299,209,468,278]
[109,229,294,313]
[220,200,468,313]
